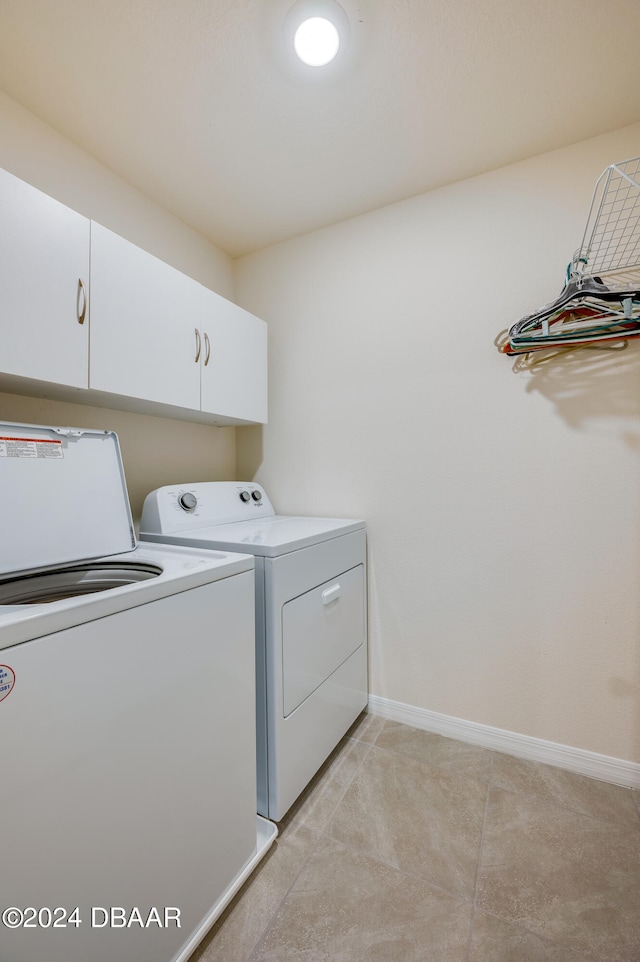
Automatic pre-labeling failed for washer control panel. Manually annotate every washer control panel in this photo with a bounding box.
[140,481,275,535]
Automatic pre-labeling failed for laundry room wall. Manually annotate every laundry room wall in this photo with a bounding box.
[235,121,640,767]
[0,92,237,520]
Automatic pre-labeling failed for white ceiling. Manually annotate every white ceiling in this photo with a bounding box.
[0,0,639,256]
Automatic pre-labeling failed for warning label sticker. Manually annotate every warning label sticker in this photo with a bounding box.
[0,437,64,459]
[0,666,15,703]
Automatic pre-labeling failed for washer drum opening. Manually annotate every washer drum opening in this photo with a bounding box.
[0,561,163,605]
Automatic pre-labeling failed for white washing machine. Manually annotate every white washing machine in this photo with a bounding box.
[0,423,276,962]
[140,481,368,821]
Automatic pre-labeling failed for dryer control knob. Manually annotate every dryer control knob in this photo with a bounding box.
[239,490,251,503]
[251,490,262,502]
[178,492,198,511]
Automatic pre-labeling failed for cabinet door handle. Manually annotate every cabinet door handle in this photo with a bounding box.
[194,328,201,363]
[76,278,87,325]
[203,332,211,367]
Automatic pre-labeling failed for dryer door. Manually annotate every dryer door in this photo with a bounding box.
[282,563,365,717]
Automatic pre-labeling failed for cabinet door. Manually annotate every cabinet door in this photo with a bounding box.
[200,287,268,423]
[89,223,201,409]
[0,167,89,388]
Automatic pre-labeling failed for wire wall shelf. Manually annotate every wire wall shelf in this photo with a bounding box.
[498,156,640,360]
[573,156,640,284]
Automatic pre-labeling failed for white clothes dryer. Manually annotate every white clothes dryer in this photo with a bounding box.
[141,481,368,821]
[0,423,276,962]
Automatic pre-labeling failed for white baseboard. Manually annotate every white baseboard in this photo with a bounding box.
[367,694,640,789]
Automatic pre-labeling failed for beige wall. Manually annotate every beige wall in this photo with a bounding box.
[236,123,640,764]
[0,92,237,518]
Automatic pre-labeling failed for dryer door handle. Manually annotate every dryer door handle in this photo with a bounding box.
[322,584,341,605]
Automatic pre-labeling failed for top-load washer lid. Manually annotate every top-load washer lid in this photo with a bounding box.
[0,422,137,578]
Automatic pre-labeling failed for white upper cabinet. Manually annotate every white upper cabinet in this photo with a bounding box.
[200,287,268,424]
[89,223,202,410]
[0,166,90,388]
[90,224,268,423]
[0,169,267,425]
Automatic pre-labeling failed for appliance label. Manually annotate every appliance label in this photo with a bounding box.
[0,437,64,459]
[0,666,15,702]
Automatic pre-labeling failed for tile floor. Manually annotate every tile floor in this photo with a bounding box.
[191,712,640,962]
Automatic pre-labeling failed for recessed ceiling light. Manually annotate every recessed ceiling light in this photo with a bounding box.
[283,1,349,70]
[293,16,340,66]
